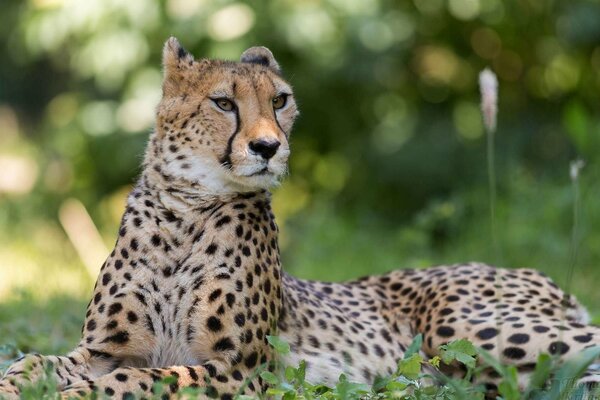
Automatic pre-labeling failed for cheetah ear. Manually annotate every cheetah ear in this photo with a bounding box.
[240,46,281,74]
[162,37,194,92]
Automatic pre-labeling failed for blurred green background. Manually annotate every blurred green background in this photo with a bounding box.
[1,0,599,356]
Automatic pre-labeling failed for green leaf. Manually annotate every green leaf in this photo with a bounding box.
[385,380,408,392]
[524,352,553,396]
[283,391,297,400]
[397,353,423,380]
[440,339,477,369]
[498,366,520,400]
[296,360,306,384]
[311,384,333,395]
[372,375,391,392]
[266,388,286,396]
[267,335,291,355]
[335,373,370,398]
[285,366,296,382]
[404,333,423,359]
[546,346,600,400]
[260,370,279,385]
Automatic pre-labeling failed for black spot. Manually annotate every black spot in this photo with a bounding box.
[573,334,592,343]
[226,293,236,307]
[115,373,128,382]
[151,235,161,246]
[206,243,218,255]
[86,319,97,331]
[215,216,232,228]
[204,363,217,377]
[439,308,453,316]
[508,333,530,344]
[207,317,223,332]
[234,313,245,327]
[533,325,550,333]
[108,303,123,316]
[102,273,111,286]
[186,366,199,381]
[244,352,258,368]
[109,284,118,296]
[163,210,178,223]
[127,312,138,323]
[102,331,129,344]
[476,327,499,340]
[106,320,118,330]
[213,337,235,352]
[436,326,455,337]
[232,370,243,381]
[503,347,526,360]
[209,289,222,302]
[548,341,570,355]
[541,308,555,316]
[235,225,244,237]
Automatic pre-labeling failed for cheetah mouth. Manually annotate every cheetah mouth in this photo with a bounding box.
[247,167,271,176]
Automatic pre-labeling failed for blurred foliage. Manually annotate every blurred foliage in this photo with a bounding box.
[1,0,600,340]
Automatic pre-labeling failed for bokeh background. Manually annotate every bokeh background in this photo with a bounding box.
[1,0,599,358]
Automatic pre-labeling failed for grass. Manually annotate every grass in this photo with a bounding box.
[2,335,599,399]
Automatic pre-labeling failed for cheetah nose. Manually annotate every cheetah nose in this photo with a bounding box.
[248,139,280,160]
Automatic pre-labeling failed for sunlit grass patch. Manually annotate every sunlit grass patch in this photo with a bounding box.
[0,223,93,302]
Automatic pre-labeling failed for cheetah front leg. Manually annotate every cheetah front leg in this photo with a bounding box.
[0,348,92,399]
[60,363,258,399]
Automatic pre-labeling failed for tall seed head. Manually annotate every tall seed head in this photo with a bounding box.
[479,68,498,133]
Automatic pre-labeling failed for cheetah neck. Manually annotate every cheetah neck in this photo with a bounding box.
[141,131,258,201]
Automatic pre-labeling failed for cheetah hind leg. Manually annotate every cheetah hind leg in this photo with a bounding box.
[0,348,92,399]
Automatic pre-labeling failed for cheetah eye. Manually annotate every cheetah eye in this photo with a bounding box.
[272,94,288,110]
[213,98,235,112]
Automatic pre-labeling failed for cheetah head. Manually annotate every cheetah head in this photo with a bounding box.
[152,37,298,194]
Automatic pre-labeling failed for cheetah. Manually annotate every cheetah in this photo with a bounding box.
[0,38,598,399]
